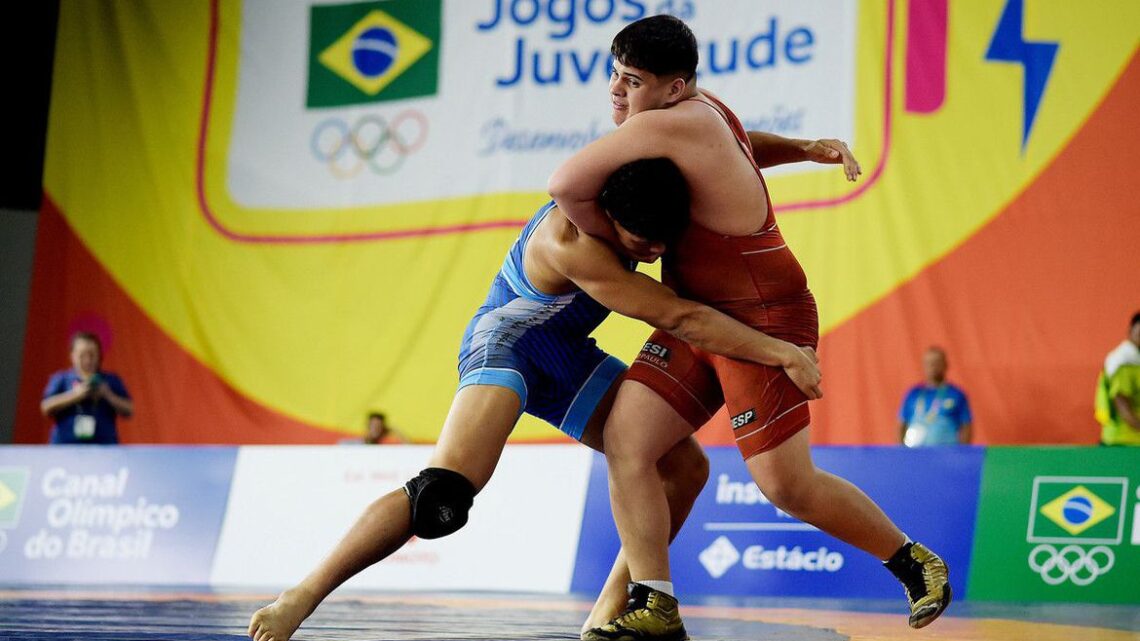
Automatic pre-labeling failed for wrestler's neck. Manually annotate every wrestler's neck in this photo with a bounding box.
[648,79,699,112]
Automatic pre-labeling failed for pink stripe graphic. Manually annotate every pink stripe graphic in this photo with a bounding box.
[905,0,948,114]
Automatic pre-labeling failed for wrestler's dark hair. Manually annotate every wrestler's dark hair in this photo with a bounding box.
[611,15,698,81]
[1131,312,1140,329]
[599,158,690,245]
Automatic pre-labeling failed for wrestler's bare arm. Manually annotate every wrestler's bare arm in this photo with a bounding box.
[550,233,822,399]
[547,110,687,240]
[744,131,814,168]
[746,131,862,181]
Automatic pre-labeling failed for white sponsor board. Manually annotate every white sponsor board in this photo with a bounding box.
[210,445,593,592]
[227,0,858,208]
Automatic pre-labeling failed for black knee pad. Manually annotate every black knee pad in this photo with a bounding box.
[404,467,476,539]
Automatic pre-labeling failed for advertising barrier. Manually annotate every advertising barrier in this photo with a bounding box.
[210,445,593,592]
[6,443,1133,607]
[572,446,984,599]
[0,447,236,585]
[968,447,1140,604]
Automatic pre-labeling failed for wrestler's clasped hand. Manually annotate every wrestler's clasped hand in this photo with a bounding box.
[784,344,823,400]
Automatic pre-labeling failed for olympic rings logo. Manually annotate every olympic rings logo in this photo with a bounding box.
[1027,544,1115,586]
[310,111,428,178]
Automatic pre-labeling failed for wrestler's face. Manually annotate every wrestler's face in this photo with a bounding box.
[612,221,666,263]
[609,60,687,125]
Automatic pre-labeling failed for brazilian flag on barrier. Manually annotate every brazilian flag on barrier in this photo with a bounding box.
[1030,480,1124,541]
[0,468,30,528]
[307,0,441,108]
[968,448,1139,604]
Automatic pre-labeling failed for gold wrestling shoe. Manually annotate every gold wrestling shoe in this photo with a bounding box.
[884,541,952,628]
[581,583,688,641]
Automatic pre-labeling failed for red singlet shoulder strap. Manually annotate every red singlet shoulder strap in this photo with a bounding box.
[685,91,763,177]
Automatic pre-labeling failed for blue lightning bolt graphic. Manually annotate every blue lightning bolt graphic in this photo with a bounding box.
[985,0,1059,150]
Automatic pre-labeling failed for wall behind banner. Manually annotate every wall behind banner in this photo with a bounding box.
[14,0,1140,445]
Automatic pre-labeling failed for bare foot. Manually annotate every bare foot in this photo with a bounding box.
[248,588,319,641]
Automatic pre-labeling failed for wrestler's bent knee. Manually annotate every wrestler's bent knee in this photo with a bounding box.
[757,474,813,516]
[404,467,476,539]
[660,440,709,493]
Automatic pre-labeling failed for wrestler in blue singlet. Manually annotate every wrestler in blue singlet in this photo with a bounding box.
[457,201,626,440]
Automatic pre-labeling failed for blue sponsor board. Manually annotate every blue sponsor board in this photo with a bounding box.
[571,451,618,592]
[0,447,236,585]
[572,446,982,599]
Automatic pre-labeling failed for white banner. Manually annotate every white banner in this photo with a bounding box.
[211,445,593,592]
[227,0,857,208]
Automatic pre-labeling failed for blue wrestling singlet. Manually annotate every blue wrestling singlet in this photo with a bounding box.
[457,201,626,440]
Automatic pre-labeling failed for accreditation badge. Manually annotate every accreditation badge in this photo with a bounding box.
[73,414,96,440]
[903,423,928,448]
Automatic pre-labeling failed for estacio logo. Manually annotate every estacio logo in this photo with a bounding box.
[1026,476,1127,586]
[307,1,441,108]
[699,536,741,579]
[698,535,844,578]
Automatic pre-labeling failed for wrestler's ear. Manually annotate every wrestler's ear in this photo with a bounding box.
[664,76,687,105]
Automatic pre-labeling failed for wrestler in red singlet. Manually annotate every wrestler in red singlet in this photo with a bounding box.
[626,92,818,459]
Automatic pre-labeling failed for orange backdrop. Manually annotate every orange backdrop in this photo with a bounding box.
[16,1,1139,445]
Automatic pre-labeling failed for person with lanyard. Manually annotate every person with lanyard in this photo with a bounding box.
[898,346,973,447]
[40,331,133,444]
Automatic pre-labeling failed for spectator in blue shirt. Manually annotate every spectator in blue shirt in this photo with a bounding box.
[898,346,973,446]
[40,331,133,444]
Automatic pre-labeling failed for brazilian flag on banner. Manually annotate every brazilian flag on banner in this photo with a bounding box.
[968,448,1139,604]
[307,0,441,108]
[1030,480,1125,541]
[0,468,29,528]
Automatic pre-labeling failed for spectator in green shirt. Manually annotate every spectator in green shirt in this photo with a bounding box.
[1096,312,1140,445]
